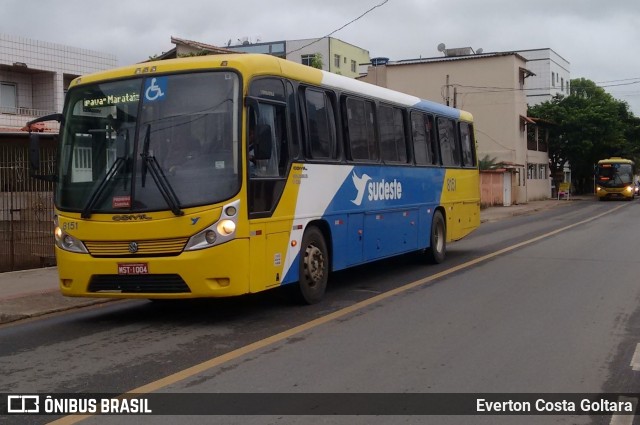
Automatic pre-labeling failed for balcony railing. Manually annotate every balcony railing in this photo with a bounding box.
[0,106,57,117]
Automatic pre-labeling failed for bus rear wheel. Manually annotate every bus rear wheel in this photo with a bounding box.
[296,226,329,304]
[425,210,446,264]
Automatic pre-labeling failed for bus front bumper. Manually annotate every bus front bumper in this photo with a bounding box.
[56,239,250,299]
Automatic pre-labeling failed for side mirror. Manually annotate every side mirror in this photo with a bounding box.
[29,132,41,170]
[26,113,62,182]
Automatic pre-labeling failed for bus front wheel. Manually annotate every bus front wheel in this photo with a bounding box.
[425,210,446,264]
[296,226,329,304]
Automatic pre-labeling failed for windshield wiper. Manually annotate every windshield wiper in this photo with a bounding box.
[140,124,184,216]
[81,157,125,219]
[81,128,130,219]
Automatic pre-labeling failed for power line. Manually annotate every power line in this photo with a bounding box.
[594,77,640,84]
[288,0,391,55]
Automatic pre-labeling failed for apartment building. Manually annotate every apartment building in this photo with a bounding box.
[0,33,117,132]
[515,48,571,106]
[217,36,369,79]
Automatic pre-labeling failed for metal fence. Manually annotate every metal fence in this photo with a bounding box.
[0,143,57,272]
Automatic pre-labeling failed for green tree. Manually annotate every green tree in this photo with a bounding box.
[478,154,506,170]
[528,78,640,193]
[310,53,323,70]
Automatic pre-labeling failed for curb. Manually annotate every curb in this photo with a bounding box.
[0,293,113,325]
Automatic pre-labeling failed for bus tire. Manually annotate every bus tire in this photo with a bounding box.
[296,226,329,304]
[425,210,446,264]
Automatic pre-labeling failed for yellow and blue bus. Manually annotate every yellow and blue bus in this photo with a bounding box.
[595,157,636,201]
[29,54,480,304]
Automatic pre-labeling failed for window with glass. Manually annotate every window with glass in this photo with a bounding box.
[597,163,634,187]
[301,54,314,67]
[303,88,337,160]
[57,72,240,214]
[378,105,407,163]
[345,97,377,161]
[0,82,17,114]
[459,122,476,167]
[248,78,290,178]
[538,164,547,180]
[527,164,535,179]
[437,117,460,166]
[351,60,357,73]
[411,112,437,165]
[334,54,341,68]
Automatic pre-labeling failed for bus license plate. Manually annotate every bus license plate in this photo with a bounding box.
[118,263,148,275]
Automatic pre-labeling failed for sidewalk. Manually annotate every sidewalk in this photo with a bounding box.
[0,196,589,325]
[480,195,589,223]
[0,267,111,324]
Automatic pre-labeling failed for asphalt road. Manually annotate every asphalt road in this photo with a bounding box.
[2,198,640,425]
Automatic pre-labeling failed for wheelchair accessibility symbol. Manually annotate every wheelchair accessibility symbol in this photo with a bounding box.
[144,77,167,102]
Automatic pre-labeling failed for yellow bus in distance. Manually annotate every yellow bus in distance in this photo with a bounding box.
[595,157,635,201]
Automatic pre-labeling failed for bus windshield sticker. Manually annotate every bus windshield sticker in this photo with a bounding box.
[144,77,167,103]
[112,196,131,209]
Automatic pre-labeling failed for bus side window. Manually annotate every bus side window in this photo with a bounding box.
[247,101,290,216]
[302,87,337,160]
[379,104,407,163]
[459,122,476,168]
[286,80,300,160]
[426,115,439,165]
[411,111,431,165]
[250,103,289,178]
[437,117,461,167]
[345,96,377,162]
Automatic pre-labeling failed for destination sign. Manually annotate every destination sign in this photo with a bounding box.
[83,92,140,108]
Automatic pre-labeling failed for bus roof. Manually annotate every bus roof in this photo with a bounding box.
[69,53,470,121]
[598,157,634,165]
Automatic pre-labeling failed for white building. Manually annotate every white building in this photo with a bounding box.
[0,34,117,131]
[515,48,571,106]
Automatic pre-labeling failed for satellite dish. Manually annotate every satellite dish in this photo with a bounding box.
[437,43,446,53]
[476,48,484,54]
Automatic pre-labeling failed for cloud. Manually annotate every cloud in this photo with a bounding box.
[2,0,639,113]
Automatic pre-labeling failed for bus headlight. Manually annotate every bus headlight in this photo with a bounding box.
[626,185,633,193]
[184,200,239,251]
[54,227,88,253]
[217,220,236,236]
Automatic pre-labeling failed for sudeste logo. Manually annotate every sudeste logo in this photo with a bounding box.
[350,171,403,206]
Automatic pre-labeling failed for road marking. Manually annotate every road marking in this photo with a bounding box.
[48,203,629,425]
[630,343,640,371]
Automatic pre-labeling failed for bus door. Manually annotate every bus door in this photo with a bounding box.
[246,79,293,292]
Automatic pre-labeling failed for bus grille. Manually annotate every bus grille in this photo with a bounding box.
[84,238,189,257]
[88,274,191,293]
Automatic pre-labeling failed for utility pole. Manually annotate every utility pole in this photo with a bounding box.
[445,75,450,106]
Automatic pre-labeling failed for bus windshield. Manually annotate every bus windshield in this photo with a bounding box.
[597,163,633,187]
[57,71,240,215]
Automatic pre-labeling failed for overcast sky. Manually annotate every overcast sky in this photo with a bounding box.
[3,0,640,114]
